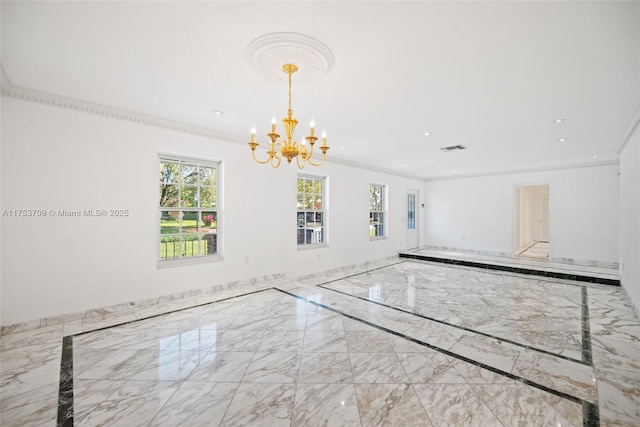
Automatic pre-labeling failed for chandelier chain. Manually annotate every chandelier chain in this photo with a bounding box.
[288,68,293,117]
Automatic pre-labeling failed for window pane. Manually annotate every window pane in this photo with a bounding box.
[408,194,416,230]
[160,235,181,259]
[200,167,216,187]
[160,211,180,234]
[159,184,180,207]
[200,186,216,208]
[159,161,179,184]
[181,163,199,185]
[202,231,217,255]
[201,211,216,233]
[181,186,198,207]
[181,234,201,257]
[182,211,199,234]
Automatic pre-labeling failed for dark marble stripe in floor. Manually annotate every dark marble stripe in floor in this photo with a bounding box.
[399,252,620,286]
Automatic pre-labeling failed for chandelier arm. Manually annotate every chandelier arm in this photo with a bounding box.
[306,152,328,167]
[295,154,306,169]
[251,148,274,164]
[270,154,282,168]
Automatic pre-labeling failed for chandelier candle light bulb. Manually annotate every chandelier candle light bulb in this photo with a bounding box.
[248,63,329,168]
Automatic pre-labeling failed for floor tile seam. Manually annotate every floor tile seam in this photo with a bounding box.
[316,283,590,367]
[0,381,60,412]
[461,379,511,427]
[298,260,409,288]
[274,288,593,407]
[411,384,470,427]
[143,378,184,427]
[405,384,436,426]
[201,379,239,426]
[67,288,279,338]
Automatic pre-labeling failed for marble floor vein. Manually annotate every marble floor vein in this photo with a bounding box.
[0,257,638,426]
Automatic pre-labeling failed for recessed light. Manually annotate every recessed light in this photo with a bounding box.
[404,163,408,167]
[424,132,431,136]
[340,145,345,150]
[452,170,457,174]
[593,155,598,159]
[213,110,224,116]
[554,118,565,123]
[558,138,568,142]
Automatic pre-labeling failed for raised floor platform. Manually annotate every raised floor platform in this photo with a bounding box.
[399,248,621,286]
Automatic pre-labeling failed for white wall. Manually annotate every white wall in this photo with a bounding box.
[619,124,640,312]
[0,98,422,325]
[423,165,620,264]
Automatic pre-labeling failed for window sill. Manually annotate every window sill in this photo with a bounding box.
[157,254,223,269]
[297,243,329,251]
[370,236,388,241]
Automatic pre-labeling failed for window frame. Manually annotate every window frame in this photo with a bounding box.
[158,153,222,268]
[296,173,328,249]
[369,183,387,240]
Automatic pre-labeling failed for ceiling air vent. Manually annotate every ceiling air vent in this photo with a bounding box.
[440,145,467,152]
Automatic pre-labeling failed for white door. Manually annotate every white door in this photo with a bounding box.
[537,196,549,242]
[406,190,418,249]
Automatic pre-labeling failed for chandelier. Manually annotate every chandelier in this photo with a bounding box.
[249,64,329,168]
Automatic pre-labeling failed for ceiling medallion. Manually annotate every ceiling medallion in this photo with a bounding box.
[245,32,334,83]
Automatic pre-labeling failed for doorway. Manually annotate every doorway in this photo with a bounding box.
[406,190,419,250]
[515,185,549,259]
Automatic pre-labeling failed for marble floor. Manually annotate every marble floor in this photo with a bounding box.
[1,257,639,426]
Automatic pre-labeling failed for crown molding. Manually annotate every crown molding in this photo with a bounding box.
[1,77,246,145]
[0,75,427,180]
[323,156,425,181]
[423,159,620,182]
[616,102,640,154]
[0,73,623,183]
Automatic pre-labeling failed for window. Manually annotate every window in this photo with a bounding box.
[370,184,386,238]
[158,155,220,263]
[297,175,326,246]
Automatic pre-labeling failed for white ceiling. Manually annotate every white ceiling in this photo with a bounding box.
[2,1,639,179]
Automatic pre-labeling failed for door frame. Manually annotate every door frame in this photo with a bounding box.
[514,184,550,257]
